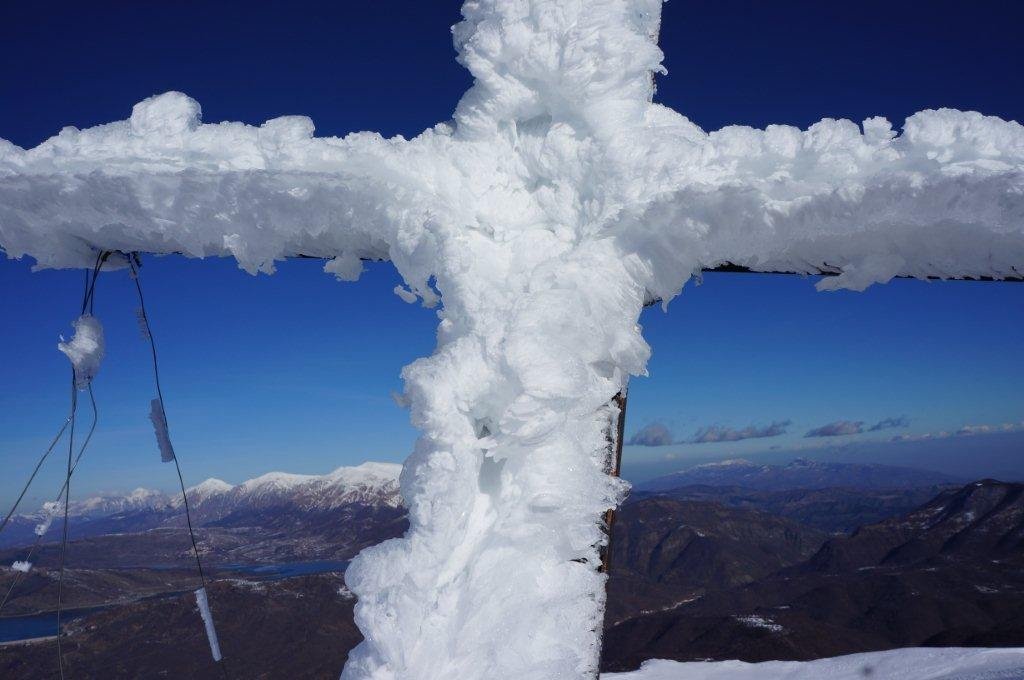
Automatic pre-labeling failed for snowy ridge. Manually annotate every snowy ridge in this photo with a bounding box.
[182,461,403,513]
[16,462,402,524]
[214,462,403,511]
[2,1,1023,679]
[68,487,169,518]
[601,647,1024,680]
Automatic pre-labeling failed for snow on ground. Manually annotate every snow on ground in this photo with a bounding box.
[2,1,1023,679]
[732,614,784,633]
[603,648,1024,680]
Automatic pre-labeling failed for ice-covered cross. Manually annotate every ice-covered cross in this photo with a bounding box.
[1,2,1022,679]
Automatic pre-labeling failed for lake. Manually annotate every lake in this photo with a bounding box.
[218,559,349,579]
[0,560,349,643]
[0,609,96,644]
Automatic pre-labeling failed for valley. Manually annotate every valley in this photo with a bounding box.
[1,458,1021,678]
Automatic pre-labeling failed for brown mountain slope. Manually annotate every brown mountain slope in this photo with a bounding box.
[601,480,1024,672]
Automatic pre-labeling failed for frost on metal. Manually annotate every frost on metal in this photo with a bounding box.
[57,315,104,389]
[1,1,1023,679]
[149,398,175,463]
[194,587,223,662]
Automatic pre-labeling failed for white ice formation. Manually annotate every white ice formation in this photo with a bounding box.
[149,398,176,463]
[57,315,104,389]
[194,586,223,662]
[1,1,1022,679]
[10,560,32,573]
[34,500,60,536]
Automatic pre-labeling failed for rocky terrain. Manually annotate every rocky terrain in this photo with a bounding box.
[602,479,1024,671]
[605,498,825,624]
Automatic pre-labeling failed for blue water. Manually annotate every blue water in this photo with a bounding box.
[218,559,349,579]
[0,609,93,644]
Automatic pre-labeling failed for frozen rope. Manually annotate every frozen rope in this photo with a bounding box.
[128,253,229,677]
[55,373,76,680]
[195,586,223,661]
[56,250,107,679]
[149,398,176,462]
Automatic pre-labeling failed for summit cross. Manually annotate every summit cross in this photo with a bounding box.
[2,2,1022,679]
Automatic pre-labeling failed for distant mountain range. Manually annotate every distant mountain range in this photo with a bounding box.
[5,457,954,549]
[1,462,402,550]
[637,458,963,493]
[631,485,954,534]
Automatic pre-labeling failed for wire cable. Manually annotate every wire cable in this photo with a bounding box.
[0,385,98,615]
[55,370,77,680]
[0,417,72,536]
[56,250,106,678]
[128,254,229,679]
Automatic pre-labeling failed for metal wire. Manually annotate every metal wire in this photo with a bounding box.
[0,386,97,615]
[0,417,72,536]
[55,370,77,680]
[0,254,107,539]
[55,251,107,678]
[128,254,229,678]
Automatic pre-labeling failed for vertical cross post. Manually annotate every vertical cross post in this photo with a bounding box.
[593,389,628,678]
[599,390,628,574]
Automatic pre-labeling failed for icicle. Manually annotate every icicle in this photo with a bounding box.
[135,308,151,340]
[195,587,223,662]
[150,398,175,462]
[58,315,105,389]
[11,560,32,573]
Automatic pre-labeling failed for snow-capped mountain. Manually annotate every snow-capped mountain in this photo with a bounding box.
[68,487,171,518]
[176,462,403,520]
[2,462,402,548]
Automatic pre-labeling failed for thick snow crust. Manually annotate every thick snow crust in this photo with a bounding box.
[2,1,1023,679]
[602,648,1024,680]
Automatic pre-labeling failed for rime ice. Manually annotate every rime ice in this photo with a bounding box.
[1,1,1023,679]
[57,315,104,389]
[194,587,223,662]
[34,500,60,536]
[149,399,175,463]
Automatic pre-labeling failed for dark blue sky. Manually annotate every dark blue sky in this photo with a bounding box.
[1,1,1022,502]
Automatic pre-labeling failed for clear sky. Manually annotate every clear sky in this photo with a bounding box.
[1,1,1022,505]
